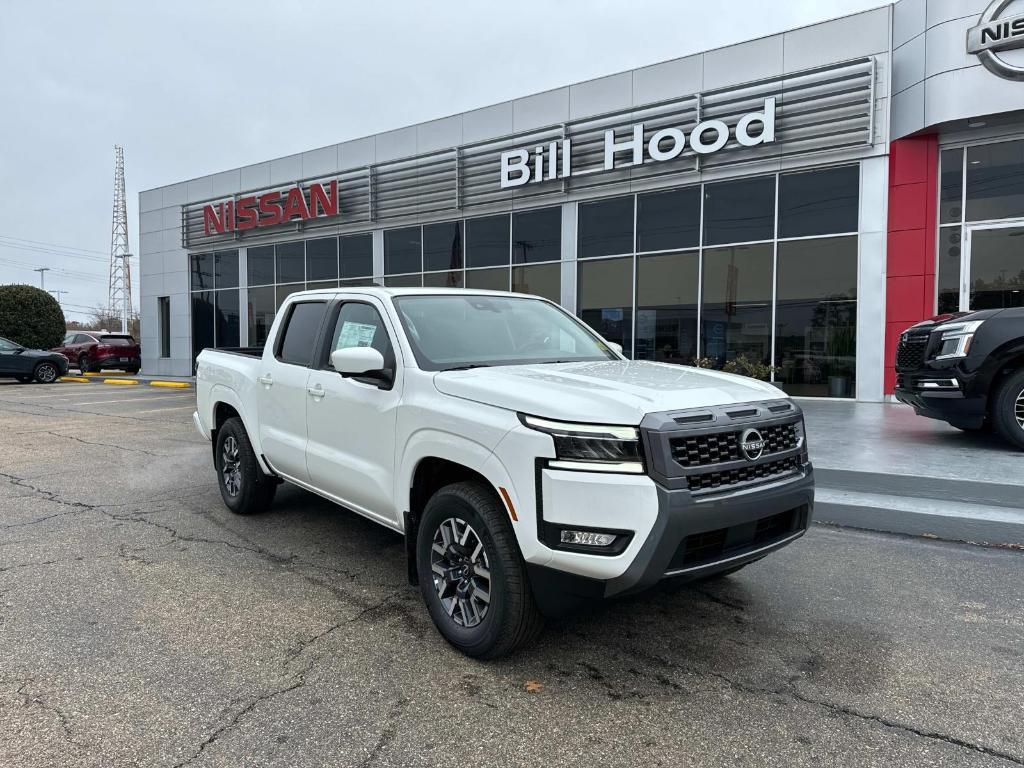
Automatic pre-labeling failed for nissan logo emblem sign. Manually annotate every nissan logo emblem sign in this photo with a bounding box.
[968,0,1024,81]
[739,428,766,462]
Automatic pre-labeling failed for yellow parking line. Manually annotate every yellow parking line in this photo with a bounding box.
[102,378,139,385]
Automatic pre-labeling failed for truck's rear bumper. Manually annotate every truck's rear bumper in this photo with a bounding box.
[526,468,814,616]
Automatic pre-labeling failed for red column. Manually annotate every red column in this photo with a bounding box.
[885,135,938,394]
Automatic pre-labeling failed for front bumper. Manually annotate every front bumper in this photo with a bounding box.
[526,468,813,615]
[894,372,987,429]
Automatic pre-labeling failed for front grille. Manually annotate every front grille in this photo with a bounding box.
[686,455,801,492]
[670,423,798,468]
[667,507,804,571]
[896,334,929,372]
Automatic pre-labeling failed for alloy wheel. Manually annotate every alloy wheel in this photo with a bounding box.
[221,436,242,497]
[430,517,491,628]
[1016,387,1024,431]
[36,364,57,383]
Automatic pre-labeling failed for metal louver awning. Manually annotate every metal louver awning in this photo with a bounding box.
[183,56,875,249]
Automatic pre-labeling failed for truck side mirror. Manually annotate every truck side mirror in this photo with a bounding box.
[607,342,623,357]
[330,347,386,377]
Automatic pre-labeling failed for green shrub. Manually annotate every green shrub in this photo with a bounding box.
[722,354,777,381]
[0,284,67,349]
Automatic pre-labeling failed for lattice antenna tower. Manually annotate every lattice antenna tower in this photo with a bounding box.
[108,145,132,332]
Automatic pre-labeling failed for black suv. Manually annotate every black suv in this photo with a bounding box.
[894,308,1024,449]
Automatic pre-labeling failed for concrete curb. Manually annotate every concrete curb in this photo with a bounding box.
[149,381,191,389]
[59,376,90,383]
[814,468,1024,547]
[102,378,139,385]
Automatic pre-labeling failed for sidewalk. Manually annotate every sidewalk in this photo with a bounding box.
[801,400,1024,546]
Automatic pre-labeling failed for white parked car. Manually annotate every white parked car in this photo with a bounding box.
[194,288,813,658]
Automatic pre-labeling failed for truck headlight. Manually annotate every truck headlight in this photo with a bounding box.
[520,415,644,474]
[933,320,984,360]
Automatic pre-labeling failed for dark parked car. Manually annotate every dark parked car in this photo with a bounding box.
[54,331,140,374]
[894,307,1024,450]
[0,336,69,383]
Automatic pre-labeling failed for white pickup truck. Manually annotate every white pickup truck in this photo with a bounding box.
[194,288,813,658]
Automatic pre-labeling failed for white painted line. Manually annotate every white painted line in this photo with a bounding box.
[134,405,197,414]
[72,394,195,406]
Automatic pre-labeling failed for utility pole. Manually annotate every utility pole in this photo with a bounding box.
[33,267,49,289]
[108,146,132,335]
[48,289,67,304]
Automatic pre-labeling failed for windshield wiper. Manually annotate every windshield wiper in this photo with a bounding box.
[440,364,493,372]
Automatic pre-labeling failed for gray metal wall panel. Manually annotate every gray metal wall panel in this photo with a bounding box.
[570,72,633,120]
[926,0,987,26]
[632,55,703,106]
[892,32,925,96]
[703,35,784,90]
[783,7,890,73]
[513,87,570,132]
[894,0,927,48]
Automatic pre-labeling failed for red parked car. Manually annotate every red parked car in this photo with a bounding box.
[53,331,141,374]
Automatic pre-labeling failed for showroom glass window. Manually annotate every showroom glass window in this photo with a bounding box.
[380,208,563,300]
[572,164,860,397]
[938,140,1024,312]
[190,249,240,369]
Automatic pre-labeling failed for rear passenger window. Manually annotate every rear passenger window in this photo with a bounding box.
[329,303,395,369]
[277,301,328,366]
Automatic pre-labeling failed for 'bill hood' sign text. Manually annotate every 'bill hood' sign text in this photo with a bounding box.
[202,180,339,236]
[500,97,776,189]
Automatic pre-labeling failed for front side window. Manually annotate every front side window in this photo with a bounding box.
[393,295,615,371]
[329,303,395,366]
[277,301,327,367]
[0,337,18,351]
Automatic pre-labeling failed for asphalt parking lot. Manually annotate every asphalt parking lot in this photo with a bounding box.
[1,380,1023,768]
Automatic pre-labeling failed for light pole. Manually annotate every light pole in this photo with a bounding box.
[33,267,50,289]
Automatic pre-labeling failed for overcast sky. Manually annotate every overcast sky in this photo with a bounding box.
[0,0,887,322]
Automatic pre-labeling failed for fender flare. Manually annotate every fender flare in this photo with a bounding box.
[206,385,273,475]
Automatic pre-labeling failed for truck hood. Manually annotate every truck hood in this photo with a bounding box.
[432,360,786,424]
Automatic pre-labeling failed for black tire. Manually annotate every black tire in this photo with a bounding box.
[78,354,95,374]
[125,367,140,375]
[215,417,277,514]
[416,481,542,659]
[33,362,60,384]
[991,369,1024,451]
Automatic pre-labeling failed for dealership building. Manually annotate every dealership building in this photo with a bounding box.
[139,0,1024,400]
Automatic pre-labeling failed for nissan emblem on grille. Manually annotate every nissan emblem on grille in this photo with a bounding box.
[739,428,766,461]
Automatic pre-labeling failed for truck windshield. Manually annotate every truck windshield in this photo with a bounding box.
[392,295,617,371]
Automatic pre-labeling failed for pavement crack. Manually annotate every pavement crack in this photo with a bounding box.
[616,644,1024,766]
[15,678,88,750]
[359,696,410,767]
[40,430,166,457]
[170,676,307,768]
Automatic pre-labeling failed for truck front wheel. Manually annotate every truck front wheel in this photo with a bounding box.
[991,369,1024,450]
[215,417,277,514]
[416,482,542,659]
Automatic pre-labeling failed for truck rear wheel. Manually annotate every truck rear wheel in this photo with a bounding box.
[416,481,542,659]
[991,369,1024,451]
[215,417,277,514]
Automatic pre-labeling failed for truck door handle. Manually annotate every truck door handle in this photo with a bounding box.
[307,384,325,398]
[257,375,273,386]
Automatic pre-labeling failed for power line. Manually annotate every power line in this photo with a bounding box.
[0,239,110,264]
[0,233,107,256]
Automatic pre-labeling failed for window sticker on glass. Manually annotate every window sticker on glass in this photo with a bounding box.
[336,321,377,349]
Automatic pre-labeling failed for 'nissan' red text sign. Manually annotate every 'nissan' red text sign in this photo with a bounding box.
[202,180,339,236]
